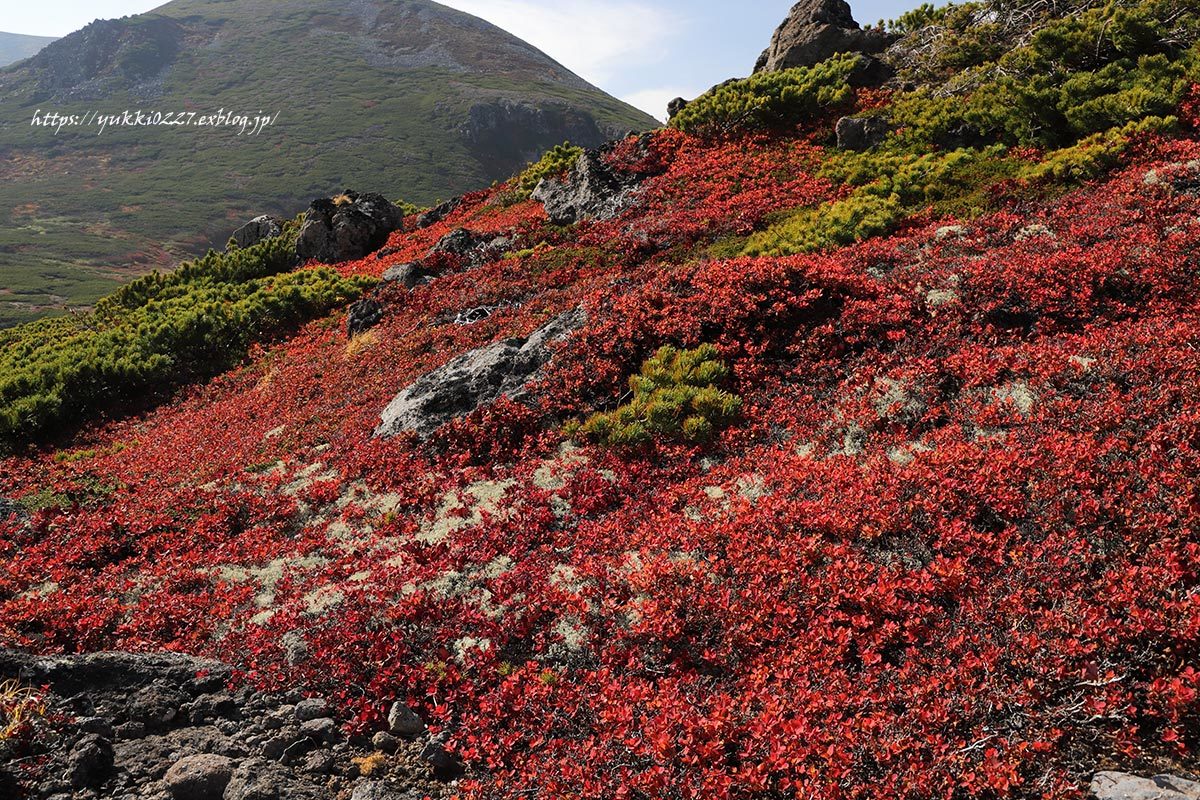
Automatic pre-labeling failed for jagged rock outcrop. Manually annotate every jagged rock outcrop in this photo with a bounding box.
[22,17,184,101]
[0,650,451,799]
[295,192,404,264]
[532,150,644,226]
[667,97,689,120]
[753,0,896,77]
[228,215,285,251]
[375,308,585,439]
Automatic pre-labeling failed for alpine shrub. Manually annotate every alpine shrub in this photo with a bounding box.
[669,54,862,136]
[575,344,741,447]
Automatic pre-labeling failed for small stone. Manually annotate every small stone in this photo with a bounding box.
[223,758,287,800]
[259,735,290,761]
[302,750,335,775]
[78,717,114,738]
[300,717,339,744]
[126,685,183,731]
[420,739,464,777]
[67,734,114,789]
[163,754,233,800]
[281,737,316,764]
[293,698,332,722]
[386,702,425,737]
[371,731,399,754]
[114,720,147,741]
[351,780,418,800]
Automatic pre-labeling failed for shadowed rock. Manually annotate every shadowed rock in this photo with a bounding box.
[375,308,585,439]
[754,0,896,77]
[836,115,892,150]
[296,192,404,264]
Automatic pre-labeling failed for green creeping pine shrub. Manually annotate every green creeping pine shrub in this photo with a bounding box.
[669,53,862,135]
[574,345,742,447]
[0,230,374,452]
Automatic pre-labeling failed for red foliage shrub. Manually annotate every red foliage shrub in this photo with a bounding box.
[4,126,1200,798]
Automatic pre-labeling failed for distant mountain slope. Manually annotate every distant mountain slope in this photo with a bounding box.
[0,31,56,68]
[0,0,656,327]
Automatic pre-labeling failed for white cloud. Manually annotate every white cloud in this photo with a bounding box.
[437,0,679,86]
[621,86,703,122]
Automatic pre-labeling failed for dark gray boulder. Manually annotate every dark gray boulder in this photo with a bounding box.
[415,197,462,229]
[347,299,385,338]
[836,115,892,151]
[754,0,896,76]
[375,308,586,439]
[67,733,114,788]
[295,191,404,264]
[431,228,484,257]
[229,216,284,251]
[667,97,689,120]
[382,262,429,289]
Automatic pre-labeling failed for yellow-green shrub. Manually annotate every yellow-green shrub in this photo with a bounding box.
[575,345,741,447]
[670,54,862,136]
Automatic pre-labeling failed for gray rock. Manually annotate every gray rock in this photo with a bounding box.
[835,115,891,151]
[430,227,483,257]
[351,780,421,800]
[222,759,287,800]
[346,298,385,338]
[229,216,284,251]
[79,716,115,738]
[115,721,146,741]
[754,0,896,77]
[294,699,330,723]
[301,750,334,775]
[370,731,399,754]
[420,738,463,777]
[280,737,315,764]
[296,191,404,264]
[67,734,114,788]
[532,150,640,226]
[381,262,428,289]
[163,754,233,800]
[375,307,586,440]
[1091,772,1200,800]
[127,685,185,731]
[299,717,338,744]
[386,702,425,737]
[415,197,462,229]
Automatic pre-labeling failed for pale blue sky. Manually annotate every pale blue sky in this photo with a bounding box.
[5,0,916,119]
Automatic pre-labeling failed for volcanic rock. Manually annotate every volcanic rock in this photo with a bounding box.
[375,307,585,439]
[296,192,404,264]
[754,0,896,75]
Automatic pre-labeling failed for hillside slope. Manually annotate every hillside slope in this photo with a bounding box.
[2,0,1200,798]
[0,0,655,328]
[0,32,56,68]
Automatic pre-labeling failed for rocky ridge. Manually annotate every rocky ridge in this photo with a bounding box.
[0,651,455,800]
